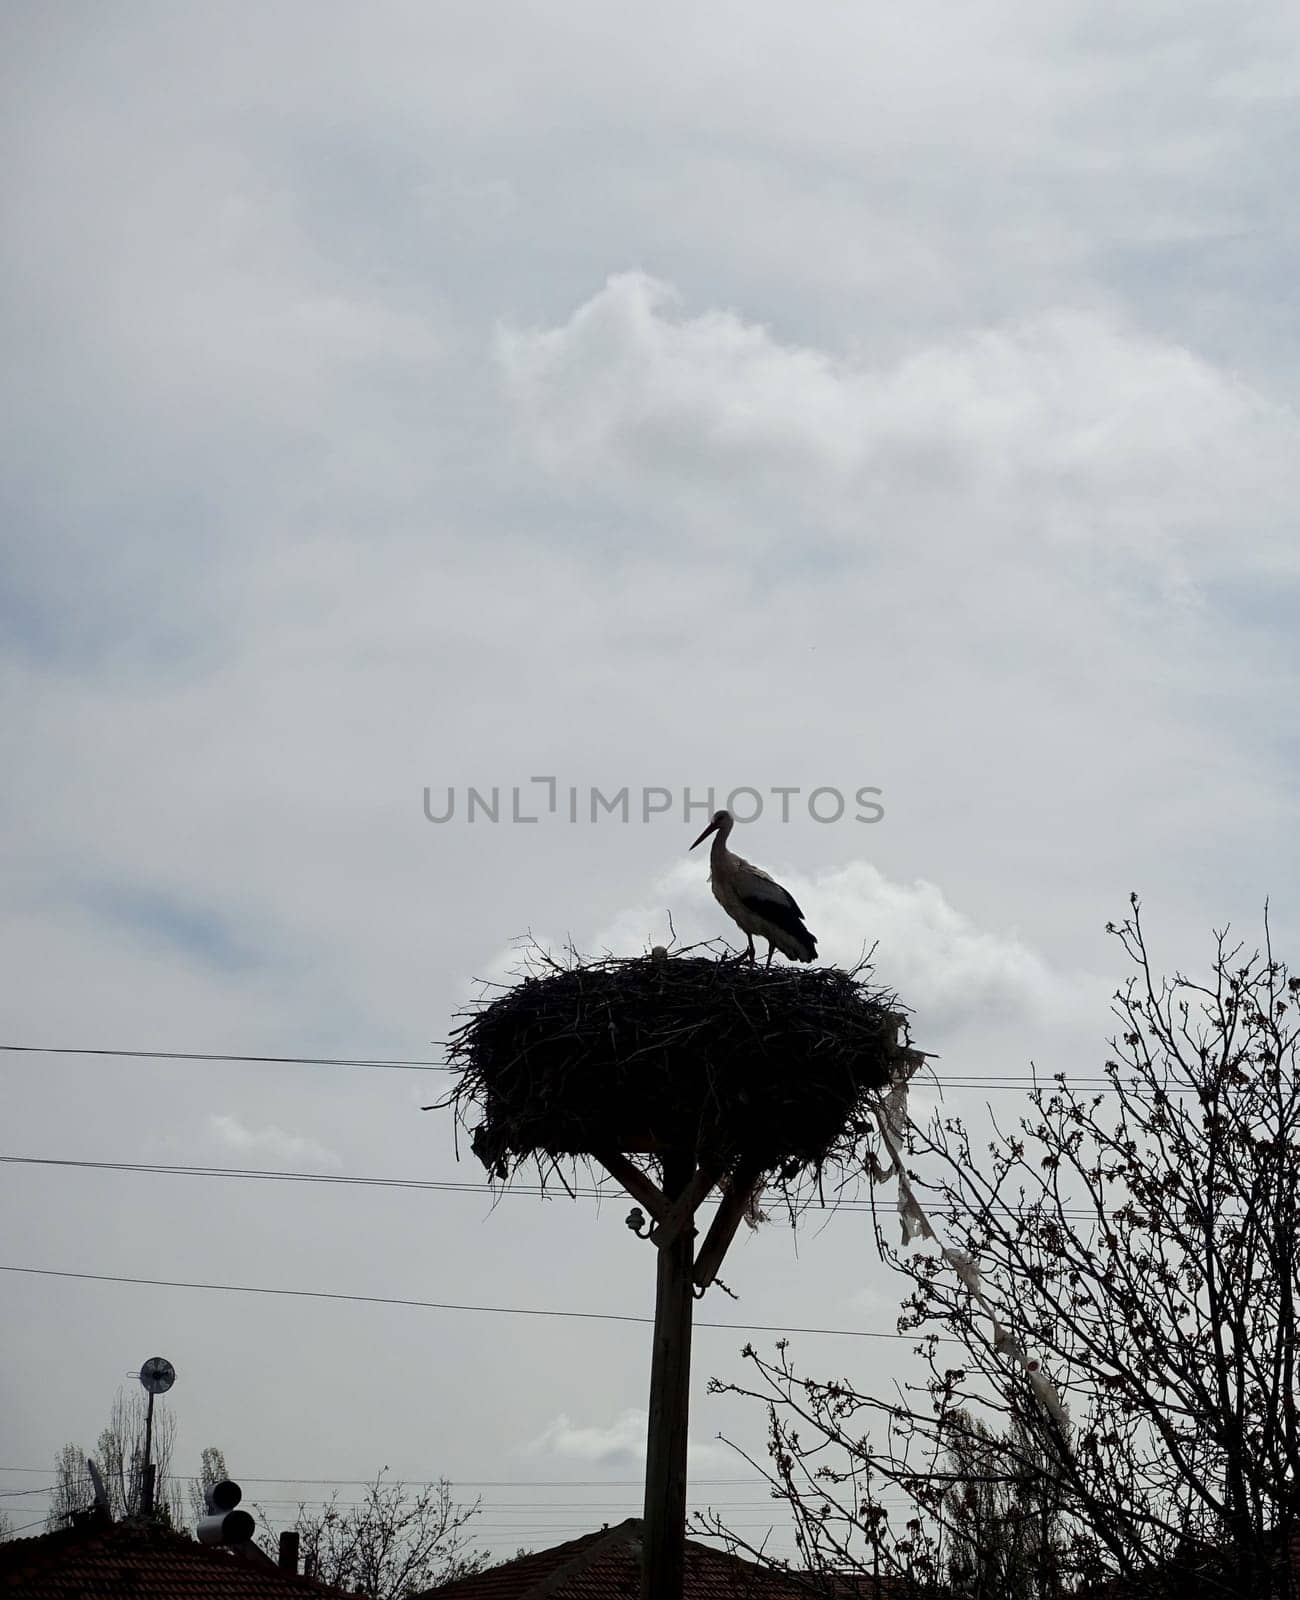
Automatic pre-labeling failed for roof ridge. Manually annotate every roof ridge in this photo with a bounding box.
[515,1518,641,1600]
[0,1517,350,1598]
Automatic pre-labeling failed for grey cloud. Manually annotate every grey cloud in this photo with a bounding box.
[5,0,1300,1562]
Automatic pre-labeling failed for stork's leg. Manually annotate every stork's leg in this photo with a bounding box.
[744,934,756,963]
[765,943,775,970]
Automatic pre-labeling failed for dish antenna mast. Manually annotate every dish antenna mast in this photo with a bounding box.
[137,1356,175,1516]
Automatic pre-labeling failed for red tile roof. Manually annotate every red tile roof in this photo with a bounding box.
[416,1520,885,1599]
[0,1517,342,1600]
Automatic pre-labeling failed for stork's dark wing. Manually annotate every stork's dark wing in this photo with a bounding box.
[738,890,813,944]
[733,859,807,925]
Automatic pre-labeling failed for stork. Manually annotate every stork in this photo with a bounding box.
[690,810,818,966]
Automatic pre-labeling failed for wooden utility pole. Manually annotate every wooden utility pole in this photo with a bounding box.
[591,1147,764,1600]
[640,1149,695,1600]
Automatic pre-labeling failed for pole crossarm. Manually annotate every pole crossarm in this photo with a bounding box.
[648,1161,723,1250]
[593,1149,673,1224]
[595,1149,766,1289]
[692,1162,763,1290]
[595,1151,755,1273]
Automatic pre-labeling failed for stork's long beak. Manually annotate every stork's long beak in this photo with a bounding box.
[690,818,720,851]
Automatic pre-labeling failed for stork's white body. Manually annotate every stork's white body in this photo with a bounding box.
[691,811,817,965]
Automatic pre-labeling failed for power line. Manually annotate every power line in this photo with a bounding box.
[0,1156,550,1197]
[0,1044,446,1072]
[1,1510,793,1538]
[21,1487,887,1512]
[0,1470,746,1484]
[6,1486,831,1510]
[0,1264,959,1343]
[0,1153,1176,1221]
[0,1041,1147,1090]
[0,1470,880,1493]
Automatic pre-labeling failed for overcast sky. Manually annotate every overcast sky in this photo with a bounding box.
[4,0,1300,1564]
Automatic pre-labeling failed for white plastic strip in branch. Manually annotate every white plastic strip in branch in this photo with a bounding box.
[864,1070,1071,1438]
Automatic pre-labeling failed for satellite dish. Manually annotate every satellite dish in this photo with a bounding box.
[139,1356,176,1395]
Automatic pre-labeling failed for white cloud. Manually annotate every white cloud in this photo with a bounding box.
[500,272,1300,596]
[848,1281,897,1320]
[523,1408,725,1470]
[498,273,864,483]
[595,856,1098,1042]
[809,861,1095,1035]
[207,1114,340,1169]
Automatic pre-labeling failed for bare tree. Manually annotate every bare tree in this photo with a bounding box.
[288,1469,486,1600]
[707,903,1300,1598]
[46,1444,90,1532]
[187,1447,231,1528]
[47,1387,191,1530]
[99,1387,181,1525]
[940,1413,1065,1598]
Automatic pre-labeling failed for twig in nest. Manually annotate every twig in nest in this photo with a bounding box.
[440,941,923,1223]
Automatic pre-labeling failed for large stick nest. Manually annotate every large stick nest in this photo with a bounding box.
[443,945,922,1196]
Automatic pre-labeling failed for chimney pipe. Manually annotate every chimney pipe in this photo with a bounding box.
[278,1531,300,1575]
